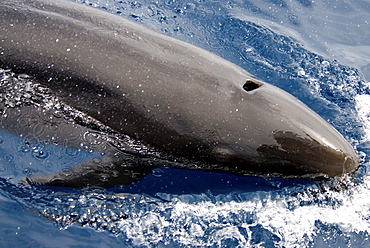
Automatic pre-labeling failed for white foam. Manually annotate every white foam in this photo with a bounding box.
[111,176,370,246]
[355,94,370,140]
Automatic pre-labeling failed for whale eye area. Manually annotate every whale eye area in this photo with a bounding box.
[243,80,261,92]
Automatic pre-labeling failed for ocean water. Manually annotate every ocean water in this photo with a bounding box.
[0,0,370,247]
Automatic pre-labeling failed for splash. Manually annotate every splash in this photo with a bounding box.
[355,94,370,141]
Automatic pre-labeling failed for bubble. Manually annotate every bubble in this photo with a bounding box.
[249,6,261,13]
[33,149,49,159]
[4,154,14,162]
[19,145,31,154]
[83,131,103,147]
[65,147,78,156]
[23,168,33,176]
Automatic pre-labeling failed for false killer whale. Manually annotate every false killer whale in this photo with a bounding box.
[0,0,360,187]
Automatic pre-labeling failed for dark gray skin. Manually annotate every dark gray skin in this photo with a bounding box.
[0,0,360,187]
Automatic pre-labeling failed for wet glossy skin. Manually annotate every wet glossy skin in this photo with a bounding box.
[0,0,360,186]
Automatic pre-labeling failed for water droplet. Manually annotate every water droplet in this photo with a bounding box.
[33,150,49,159]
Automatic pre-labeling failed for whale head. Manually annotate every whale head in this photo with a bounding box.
[205,78,359,178]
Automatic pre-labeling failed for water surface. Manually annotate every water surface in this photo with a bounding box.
[0,0,369,247]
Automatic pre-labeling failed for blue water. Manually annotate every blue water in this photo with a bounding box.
[1,0,370,247]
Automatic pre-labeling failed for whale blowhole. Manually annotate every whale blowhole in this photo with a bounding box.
[243,80,261,92]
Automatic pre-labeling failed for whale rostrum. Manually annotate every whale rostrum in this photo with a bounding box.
[0,0,360,187]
